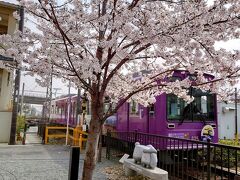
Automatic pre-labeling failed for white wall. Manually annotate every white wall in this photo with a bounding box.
[0,69,13,111]
[0,112,12,142]
[217,102,240,139]
[0,69,13,143]
[7,12,17,35]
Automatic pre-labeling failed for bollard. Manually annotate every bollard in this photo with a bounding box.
[68,146,80,180]
[79,134,83,150]
[44,126,48,144]
[42,124,46,144]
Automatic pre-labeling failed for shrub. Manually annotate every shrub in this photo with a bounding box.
[17,115,26,134]
[215,139,240,168]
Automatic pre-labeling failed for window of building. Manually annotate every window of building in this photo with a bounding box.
[7,72,10,86]
[0,25,8,35]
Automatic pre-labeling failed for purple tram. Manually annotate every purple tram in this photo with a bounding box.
[49,95,82,126]
[49,95,116,132]
[116,70,218,143]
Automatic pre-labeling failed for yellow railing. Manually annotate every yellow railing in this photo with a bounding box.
[45,126,88,150]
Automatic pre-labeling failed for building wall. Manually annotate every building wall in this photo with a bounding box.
[0,69,13,111]
[7,12,17,35]
[217,102,240,139]
[0,112,12,142]
[0,3,18,143]
[0,4,18,35]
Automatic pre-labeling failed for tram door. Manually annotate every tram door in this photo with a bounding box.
[138,104,156,133]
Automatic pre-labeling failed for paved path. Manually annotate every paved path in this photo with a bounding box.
[0,144,117,180]
[25,126,42,144]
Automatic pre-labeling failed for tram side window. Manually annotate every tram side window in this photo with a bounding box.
[167,76,186,120]
[51,105,54,114]
[130,100,139,116]
[167,95,186,120]
[149,104,155,116]
[65,103,67,119]
[72,102,75,120]
[56,106,59,114]
[61,107,63,118]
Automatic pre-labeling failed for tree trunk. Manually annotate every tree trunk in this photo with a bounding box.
[82,95,103,180]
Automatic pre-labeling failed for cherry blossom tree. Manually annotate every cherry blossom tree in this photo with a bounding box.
[1,0,240,179]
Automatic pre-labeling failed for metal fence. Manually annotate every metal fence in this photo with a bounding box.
[105,131,240,180]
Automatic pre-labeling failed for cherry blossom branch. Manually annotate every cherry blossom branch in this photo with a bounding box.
[146,0,184,4]
[101,83,165,122]
[41,3,93,92]
[128,0,140,9]
[38,0,74,46]
[195,69,240,87]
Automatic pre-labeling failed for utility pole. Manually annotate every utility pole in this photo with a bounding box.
[76,88,81,126]
[48,67,53,120]
[235,88,238,145]
[41,65,53,143]
[66,80,71,145]
[20,83,25,116]
[9,6,24,145]
[82,93,87,128]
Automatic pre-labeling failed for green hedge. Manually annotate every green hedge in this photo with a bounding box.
[215,139,240,167]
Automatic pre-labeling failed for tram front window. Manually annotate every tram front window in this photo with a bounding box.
[167,89,215,122]
[192,94,214,121]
